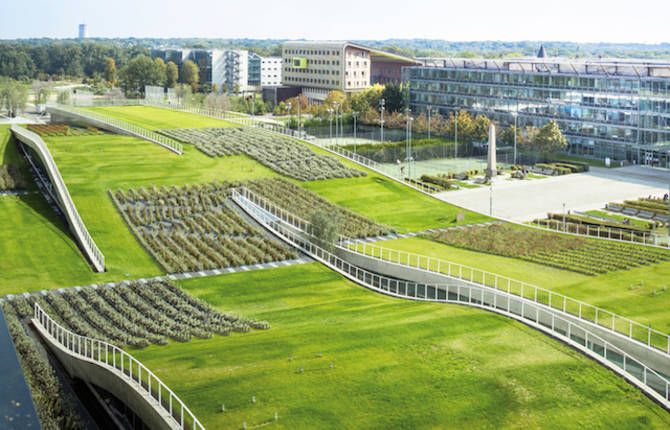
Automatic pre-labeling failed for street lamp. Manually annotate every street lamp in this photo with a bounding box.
[427,105,433,139]
[453,108,459,159]
[511,111,518,165]
[327,108,334,146]
[297,94,301,137]
[333,102,339,145]
[286,102,292,134]
[379,98,386,142]
[406,108,413,179]
[352,111,359,154]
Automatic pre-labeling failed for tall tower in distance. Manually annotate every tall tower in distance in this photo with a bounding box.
[78,23,88,39]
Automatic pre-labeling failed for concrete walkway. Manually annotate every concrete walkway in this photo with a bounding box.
[2,257,314,301]
[435,166,669,222]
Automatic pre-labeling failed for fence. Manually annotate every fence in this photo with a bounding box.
[231,188,670,409]
[11,126,105,272]
[33,303,205,430]
[531,218,669,249]
[48,104,183,155]
[232,186,670,356]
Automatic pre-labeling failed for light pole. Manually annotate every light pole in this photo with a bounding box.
[427,105,432,139]
[340,107,344,142]
[352,111,358,154]
[511,111,518,165]
[327,108,334,146]
[297,95,301,137]
[406,108,413,179]
[333,102,339,145]
[286,102,292,134]
[563,202,567,232]
[379,98,385,142]
[454,109,459,159]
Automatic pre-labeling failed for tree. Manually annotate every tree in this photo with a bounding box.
[120,55,164,97]
[381,83,405,113]
[104,57,116,85]
[310,209,342,252]
[166,61,179,88]
[0,81,28,117]
[154,57,167,86]
[175,84,192,105]
[180,60,199,90]
[531,120,567,153]
[32,81,51,105]
[56,90,70,105]
[471,115,491,142]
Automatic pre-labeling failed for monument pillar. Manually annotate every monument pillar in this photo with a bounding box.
[486,123,497,179]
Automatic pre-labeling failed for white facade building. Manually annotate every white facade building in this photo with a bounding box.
[260,57,282,87]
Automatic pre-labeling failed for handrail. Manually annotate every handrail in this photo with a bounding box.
[233,186,670,357]
[32,303,205,430]
[47,104,183,155]
[231,188,670,410]
[11,126,105,272]
[531,218,670,249]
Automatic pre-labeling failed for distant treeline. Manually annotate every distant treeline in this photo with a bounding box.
[2,38,670,81]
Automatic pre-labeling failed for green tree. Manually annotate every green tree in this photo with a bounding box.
[531,120,567,153]
[56,90,70,105]
[310,209,342,252]
[166,61,178,88]
[180,60,199,90]
[120,55,163,97]
[471,115,491,142]
[0,81,28,117]
[381,83,405,113]
[104,57,116,85]
[154,57,167,86]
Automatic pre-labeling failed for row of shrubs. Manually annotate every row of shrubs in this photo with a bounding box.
[420,174,453,190]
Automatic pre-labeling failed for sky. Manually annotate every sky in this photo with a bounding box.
[1,0,669,44]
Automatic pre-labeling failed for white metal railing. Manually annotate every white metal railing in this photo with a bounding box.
[33,303,205,430]
[233,186,670,357]
[231,189,670,409]
[531,218,669,249]
[47,104,183,154]
[11,126,105,272]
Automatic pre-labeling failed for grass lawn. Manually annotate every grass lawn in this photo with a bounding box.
[89,105,494,233]
[0,130,279,294]
[86,105,237,130]
[132,264,670,429]
[587,210,656,230]
[355,236,670,333]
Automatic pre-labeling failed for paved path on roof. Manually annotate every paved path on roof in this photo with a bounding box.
[2,257,315,300]
[434,165,669,222]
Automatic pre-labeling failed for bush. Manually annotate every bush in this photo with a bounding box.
[420,174,453,190]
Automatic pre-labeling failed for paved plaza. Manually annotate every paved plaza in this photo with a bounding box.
[436,165,670,222]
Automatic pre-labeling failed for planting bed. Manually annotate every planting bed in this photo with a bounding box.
[111,182,296,273]
[427,223,670,275]
[26,124,103,137]
[158,127,364,181]
[247,177,392,238]
[6,280,267,349]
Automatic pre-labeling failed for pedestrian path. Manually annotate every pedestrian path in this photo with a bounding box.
[2,257,314,301]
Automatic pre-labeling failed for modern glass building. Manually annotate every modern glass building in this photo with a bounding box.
[403,57,670,163]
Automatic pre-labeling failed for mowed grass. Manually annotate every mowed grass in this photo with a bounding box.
[90,105,493,233]
[87,105,236,130]
[360,236,670,333]
[0,128,279,294]
[132,264,670,429]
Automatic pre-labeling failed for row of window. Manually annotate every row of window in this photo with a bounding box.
[347,81,365,88]
[347,61,368,68]
[406,67,670,96]
[283,58,341,66]
[285,48,339,56]
[284,68,340,76]
[284,76,338,86]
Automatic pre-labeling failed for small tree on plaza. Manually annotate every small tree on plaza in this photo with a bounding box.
[531,120,567,153]
[310,209,342,252]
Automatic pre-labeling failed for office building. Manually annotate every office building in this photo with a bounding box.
[78,23,87,39]
[404,56,670,163]
[261,57,282,87]
[152,48,251,93]
[282,41,418,102]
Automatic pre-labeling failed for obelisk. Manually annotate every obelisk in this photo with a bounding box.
[486,123,497,179]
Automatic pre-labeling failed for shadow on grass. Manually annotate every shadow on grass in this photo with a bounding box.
[15,193,71,238]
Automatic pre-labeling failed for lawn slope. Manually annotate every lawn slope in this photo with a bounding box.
[133,264,670,429]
